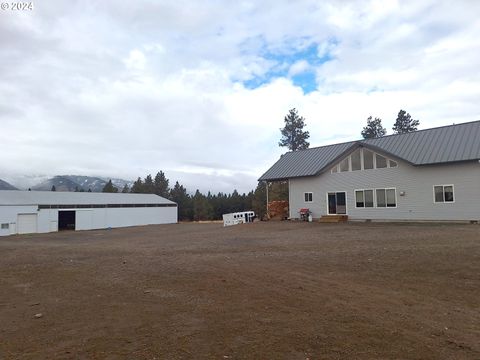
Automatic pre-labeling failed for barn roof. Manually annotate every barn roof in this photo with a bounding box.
[0,190,176,206]
[259,120,480,181]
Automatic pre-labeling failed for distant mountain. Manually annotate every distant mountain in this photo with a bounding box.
[0,179,17,190]
[31,175,133,192]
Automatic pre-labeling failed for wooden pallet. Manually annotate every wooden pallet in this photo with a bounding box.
[319,215,349,223]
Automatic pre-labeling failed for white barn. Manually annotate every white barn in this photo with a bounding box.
[0,191,177,236]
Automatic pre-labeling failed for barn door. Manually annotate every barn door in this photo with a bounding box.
[17,214,38,234]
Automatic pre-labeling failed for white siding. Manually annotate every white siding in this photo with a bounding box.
[76,210,93,230]
[289,160,480,221]
[0,205,37,236]
[0,205,177,236]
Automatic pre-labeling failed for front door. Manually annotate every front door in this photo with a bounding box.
[327,192,347,215]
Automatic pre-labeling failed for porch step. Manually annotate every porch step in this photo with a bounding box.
[319,215,349,223]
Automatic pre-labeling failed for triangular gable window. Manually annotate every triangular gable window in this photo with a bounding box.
[331,148,398,173]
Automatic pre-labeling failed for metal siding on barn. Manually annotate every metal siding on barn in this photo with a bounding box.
[17,214,38,234]
[76,210,93,230]
[0,192,178,236]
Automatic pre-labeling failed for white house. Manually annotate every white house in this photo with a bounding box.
[259,121,480,222]
[0,191,177,236]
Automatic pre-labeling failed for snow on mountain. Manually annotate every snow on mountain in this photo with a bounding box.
[0,179,17,190]
[30,175,133,192]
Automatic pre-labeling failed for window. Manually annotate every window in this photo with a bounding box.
[365,190,374,207]
[434,185,454,203]
[355,190,374,208]
[332,149,398,173]
[363,149,374,169]
[386,189,396,207]
[355,190,364,207]
[1,223,9,230]
[339,157,349,172]
[351,149,361,171]
[304,192,313,202]
[375,154,387,168]
[375,188,396,207]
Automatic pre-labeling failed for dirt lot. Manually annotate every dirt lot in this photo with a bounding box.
[0,222,479,359]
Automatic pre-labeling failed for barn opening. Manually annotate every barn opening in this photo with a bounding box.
[58,211,76,231]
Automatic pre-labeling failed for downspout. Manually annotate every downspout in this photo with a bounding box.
[265,180,269,220]
[288,179,291,219]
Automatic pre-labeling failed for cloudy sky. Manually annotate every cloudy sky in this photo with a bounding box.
[1,0,480,193]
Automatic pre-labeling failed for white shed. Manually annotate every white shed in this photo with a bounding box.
[0,190,177,236]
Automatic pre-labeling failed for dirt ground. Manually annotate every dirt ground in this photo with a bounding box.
[0,222,479,360]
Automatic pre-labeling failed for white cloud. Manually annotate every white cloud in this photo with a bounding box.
[123,49,147,71]
[288,60,311,77]
[1,0,480,193]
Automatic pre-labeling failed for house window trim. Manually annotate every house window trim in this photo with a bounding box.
[433,184,455,204]
[374,187,397,208]
[304,192,313,203]
[354,189,375,209]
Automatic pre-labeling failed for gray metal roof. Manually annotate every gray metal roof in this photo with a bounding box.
[259,120,480,181]
[259,141,357,181]
[0,190,176,206]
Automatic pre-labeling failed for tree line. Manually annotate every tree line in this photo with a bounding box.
[101,171,278,221]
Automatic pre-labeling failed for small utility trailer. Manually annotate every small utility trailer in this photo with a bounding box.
[222,211,256,227]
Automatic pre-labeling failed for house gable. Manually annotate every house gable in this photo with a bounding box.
[329,146,399,174]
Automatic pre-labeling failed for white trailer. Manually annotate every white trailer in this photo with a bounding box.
[222,211,255,227]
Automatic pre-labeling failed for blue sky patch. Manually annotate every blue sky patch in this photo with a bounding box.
[242,41,335,93]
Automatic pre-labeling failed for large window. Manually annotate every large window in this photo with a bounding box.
[434,185,454,203]
[339,157,349,172]
[351,149,361,171]
[355,189,374,208]
[376,188,396,208]
[331,148,398,173]
[1,223,9,229]
[304,192,313,202]
[363,149,374,169]
[375,154,388,168]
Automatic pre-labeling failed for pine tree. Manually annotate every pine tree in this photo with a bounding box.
[361,116,387,139]
[121,184,129,193]
[154,171,170,198]
[102,179,118,193]
[192,190,213,221]
[279,108,310,151]
[252,182,267,220]
[130,177,144,193]
[392,110,420,134]
[169,181,192,221]
[269,181,289,201]
[51,185,56,191]
[143,174,155,193]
